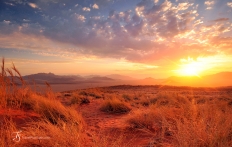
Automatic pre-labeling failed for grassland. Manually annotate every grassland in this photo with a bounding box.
[1,59,232,146]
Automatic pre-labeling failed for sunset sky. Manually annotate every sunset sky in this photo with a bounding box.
[0,0,232,78]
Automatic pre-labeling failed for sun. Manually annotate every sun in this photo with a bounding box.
[175,57,205,77]
[178,63,201,76]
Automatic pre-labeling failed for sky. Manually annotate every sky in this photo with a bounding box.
[0,0,232,78]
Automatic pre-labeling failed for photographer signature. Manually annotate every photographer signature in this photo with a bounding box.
[12,130,51,142]
[12,130,22,142]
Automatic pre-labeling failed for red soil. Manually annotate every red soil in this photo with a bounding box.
[0,109,40,128]
[77,99,156,146]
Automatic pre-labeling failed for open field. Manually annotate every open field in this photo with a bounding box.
[60,85,232,146]
[1,71,232,147]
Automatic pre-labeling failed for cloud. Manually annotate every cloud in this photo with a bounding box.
[73,14,86,22]
[212,18,229,22]
[204,0,214,10]
[82,7,91,11]
[0,0,232,65]
[210,37,232,53]
[92,4,99,9]
[28,3,39,9]
[3,20,11,25]
[5,2,15,6]
[227,2,232,8]
[176,2,193,11]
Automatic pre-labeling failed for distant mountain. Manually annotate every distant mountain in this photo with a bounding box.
[20,72,232,87]
[204,72,232,79]
[106,74,136,80]
[22,73,114,84]
[23,73,84,84]
[87,76,114,81]
[165,72,232,87]
[133,72,232,87]
[84,75,101,79]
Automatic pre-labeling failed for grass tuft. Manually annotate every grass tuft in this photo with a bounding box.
[100,98,131,114]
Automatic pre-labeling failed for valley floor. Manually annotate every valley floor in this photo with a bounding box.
[1,85,232,146]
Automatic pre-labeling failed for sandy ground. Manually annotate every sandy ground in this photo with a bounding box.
[77,98,156,146]
[2,85,232,146]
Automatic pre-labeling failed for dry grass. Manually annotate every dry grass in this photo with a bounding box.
[0,116,84,147]
[100,98,131,114]
[0,58,83,147]
[90,129,135,147]
[127,92,232,146]
[127,109,162,130]
[0,117,18,147]
[69,95,90,105]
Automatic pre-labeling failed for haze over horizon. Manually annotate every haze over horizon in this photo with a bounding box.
[1,0,232,79]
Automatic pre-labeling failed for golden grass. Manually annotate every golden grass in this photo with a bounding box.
[0,117,18,147]
[0,117,83,147]
[89,129,135,147]
[0,58,83,147]
[100,98,131,114]
[127,92,232,146]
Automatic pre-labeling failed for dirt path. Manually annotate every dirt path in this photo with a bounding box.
[77,99,156,147]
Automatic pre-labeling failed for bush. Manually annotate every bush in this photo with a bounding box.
[70,96,80,105]
[127,111,159,129]
[100,98,131,114]
[70,96,90,105]
[122,94,131,101]
[79,91,88,96]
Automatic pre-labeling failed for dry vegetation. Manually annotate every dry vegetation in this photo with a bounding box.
[100,98,131,114]
[0,58,83,147]
[1,58,232,146]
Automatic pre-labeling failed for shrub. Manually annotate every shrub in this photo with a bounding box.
[122,94,131,101]
[22,94,83,125]
[89,92,101,99]
[70,96,80,105]
[79,91,88,96]
[70,96,90,105]
[127,111,160,130]
[100,98,131,114]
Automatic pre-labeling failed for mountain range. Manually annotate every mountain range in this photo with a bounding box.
[18,72,232,87]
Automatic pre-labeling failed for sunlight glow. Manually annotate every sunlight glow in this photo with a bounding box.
[176,62,203,76]
[175,57,207,77]
[174,55,232,77]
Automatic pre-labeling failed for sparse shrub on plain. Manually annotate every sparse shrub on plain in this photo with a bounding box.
[80,97,90,105]
[140,98,158,107]
[100,98,131,114]
[127,110,161,130]
[70,96,80,105]
[70,96,90,105]
[122,94,131,101]
[89,92,101,99]
[79,91,88,96]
